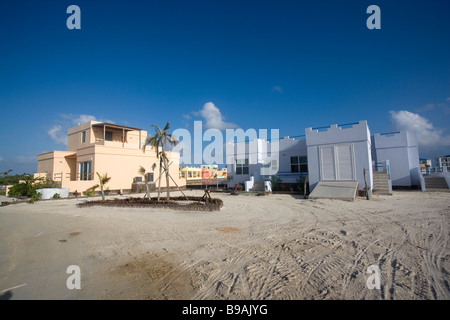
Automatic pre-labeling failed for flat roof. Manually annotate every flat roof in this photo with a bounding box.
[92,122,143,131]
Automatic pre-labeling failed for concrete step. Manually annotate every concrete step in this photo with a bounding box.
[424,181,448,185]
[373,180,388,185]
[373,171,391,195]
[373,186,389,190]
[373,191,391,195]
[309,181,358,201]
[426,183,448,187]
[426,185,448,189]
[373,188,390,192]
[424,177,448,189]
[251,181,266,192]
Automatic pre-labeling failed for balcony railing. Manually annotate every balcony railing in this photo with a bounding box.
[52,172,93,182]
[78,173,94,181]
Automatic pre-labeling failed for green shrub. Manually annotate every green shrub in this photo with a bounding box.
[28,192,42,204]
[53,193,61,199]
[7,176,60,198]
[8,178,38,197]
[269,176,281,191]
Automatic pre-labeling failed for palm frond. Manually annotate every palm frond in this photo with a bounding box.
[151,124,162,135]
[166,134,178,146]
[142,136,153,152]
[138,166,146,176]
[96,172,111,185]
[163,121,170,132]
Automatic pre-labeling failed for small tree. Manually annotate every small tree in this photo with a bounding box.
[138,165,153,199]
[96,172,111,201]
[2,169,13,185]
[143,122,178,201]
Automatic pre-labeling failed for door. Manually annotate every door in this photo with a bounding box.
[320,146,336,180]
[320,144,355,181]
[336,144,354,180]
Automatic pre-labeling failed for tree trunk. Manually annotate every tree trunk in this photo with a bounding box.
[101,185,105,201]
[164,154,170,200]
[145,177,150,199]
[157,158,162,201]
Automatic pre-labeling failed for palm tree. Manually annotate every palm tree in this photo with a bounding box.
[143,122,177,201]
[2,169,12,185]
[96,172,111,201]
[138,165,155,199]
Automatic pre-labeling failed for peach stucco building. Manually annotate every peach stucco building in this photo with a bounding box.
[35,121,185,193]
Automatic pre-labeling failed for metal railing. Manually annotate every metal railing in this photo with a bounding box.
[78,173,94,181]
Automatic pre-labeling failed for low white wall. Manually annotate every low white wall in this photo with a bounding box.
[36,188,69,200]
[245,176,254,192]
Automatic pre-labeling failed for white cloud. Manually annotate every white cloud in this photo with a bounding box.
[417,103,435,112]
[197,102,238,130]
[417,98,450,114]
[182,114,192,120]
[389,110,450,148]
[60,113,115,126]
[271,85,283,93]
[48,125,67,146]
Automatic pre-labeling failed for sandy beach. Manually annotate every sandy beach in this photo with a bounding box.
[0,190,449,300]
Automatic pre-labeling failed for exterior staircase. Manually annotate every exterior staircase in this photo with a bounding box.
[250,181,266,192]
[373,171,391,195]
[424,176,449,191]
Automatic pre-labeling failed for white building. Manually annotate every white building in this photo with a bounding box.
[306,121,373,193]
[226,120,421,194]
[419,159,432,174]
[435,155,450,172]
[227,137,307,190]
[371,131,421,187]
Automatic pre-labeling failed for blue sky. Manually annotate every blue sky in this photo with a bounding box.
[0,0,449,174]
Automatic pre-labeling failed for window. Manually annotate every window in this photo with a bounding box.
[261,159,278,175]
[236,159,249,175]
[79,161,92,180]
[290,156,308,173]
[81,131,86,143]
[105,131,113,141]
[188,172,192,178]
